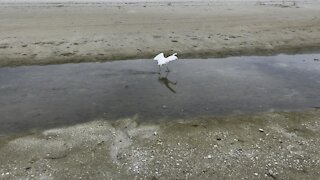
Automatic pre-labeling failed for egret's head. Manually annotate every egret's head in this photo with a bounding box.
[173,53,177,56]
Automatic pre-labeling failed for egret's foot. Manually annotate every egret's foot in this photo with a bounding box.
[165,70,170,72]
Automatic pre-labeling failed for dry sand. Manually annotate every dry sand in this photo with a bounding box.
[0,0,320,66]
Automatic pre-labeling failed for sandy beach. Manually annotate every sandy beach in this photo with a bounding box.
[1,0,320,179]
[0,0,320,66]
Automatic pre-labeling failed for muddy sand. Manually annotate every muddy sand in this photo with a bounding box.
[0,0,320,67]
[1,110,320,179]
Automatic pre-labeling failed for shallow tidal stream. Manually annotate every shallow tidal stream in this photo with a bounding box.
[0,53,320,134]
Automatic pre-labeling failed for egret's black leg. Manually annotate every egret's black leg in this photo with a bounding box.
[166,65,170,72]
[165,71,169,78]
[158,65,161,74]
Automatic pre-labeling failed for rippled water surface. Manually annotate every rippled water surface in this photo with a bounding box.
[0,53,320,133]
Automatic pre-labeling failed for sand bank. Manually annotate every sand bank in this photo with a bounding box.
[0,0,320,66]
[1,109,319,179]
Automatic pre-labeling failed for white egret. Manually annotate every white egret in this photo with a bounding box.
[154,52,178,72]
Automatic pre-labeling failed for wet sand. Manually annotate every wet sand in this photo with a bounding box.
[1,109,320,179]
[0,0,320,66]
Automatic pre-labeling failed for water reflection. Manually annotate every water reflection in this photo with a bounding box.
[158,71,178,93]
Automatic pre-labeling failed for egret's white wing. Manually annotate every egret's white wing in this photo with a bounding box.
[154,53,165,61]
[166,53,178,62]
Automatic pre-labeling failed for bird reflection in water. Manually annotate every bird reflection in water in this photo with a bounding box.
[158,71,178,93]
